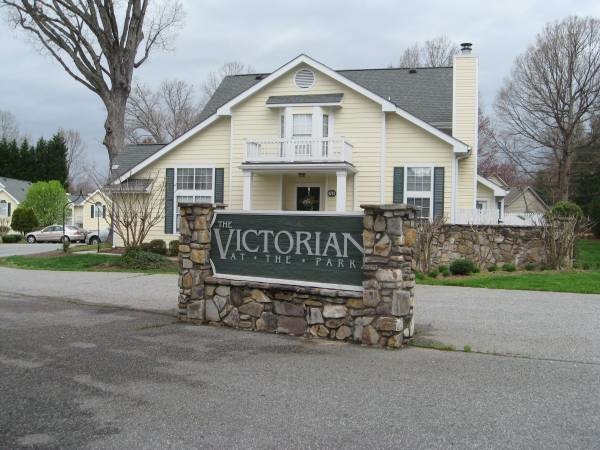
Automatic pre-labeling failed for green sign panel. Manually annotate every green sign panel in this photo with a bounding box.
[210,212,364,289]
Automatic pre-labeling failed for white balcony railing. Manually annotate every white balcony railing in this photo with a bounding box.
[455,208,544,226]
[245,137,353,163]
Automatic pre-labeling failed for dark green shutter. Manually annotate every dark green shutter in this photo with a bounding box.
[103,205,106,218]
[393,167,404,203]
[7,203,10,216]
[433,167,445,219]
[214,168,224,203]
[165,168,175,234]
[90,204,95,218]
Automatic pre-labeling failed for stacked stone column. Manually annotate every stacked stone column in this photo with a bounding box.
[360,204,416,346]
[177,203,222,321]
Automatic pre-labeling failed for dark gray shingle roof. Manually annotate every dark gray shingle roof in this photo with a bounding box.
[266,93,344,105]
[340,67,453,125]
[112,144,165,177]
[0,176,32,203]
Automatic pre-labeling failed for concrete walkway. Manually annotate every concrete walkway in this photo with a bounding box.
[1,267,599,363]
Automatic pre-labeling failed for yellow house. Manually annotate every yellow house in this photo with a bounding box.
[112,46,493,244]
[0,176,32,232]
[69,190,111,231]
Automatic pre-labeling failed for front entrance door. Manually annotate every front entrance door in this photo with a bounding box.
[296,187,320,211]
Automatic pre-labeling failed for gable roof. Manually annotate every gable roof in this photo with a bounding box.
[477,175,507,197]
[0,176,32,203]
[116,54,467,182]
[505,187,549,209]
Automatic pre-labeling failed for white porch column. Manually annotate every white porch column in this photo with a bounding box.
[243,171,253,211]
[336,170,347,212]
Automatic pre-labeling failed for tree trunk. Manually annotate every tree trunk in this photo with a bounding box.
[557,148,571,201]
[103,92,128,169]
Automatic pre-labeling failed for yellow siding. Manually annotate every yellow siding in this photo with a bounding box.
[476,181,495,208]
[252,174,281,210]
[453,55,478,209]
[230,64,383,209]
[385,113,454,219]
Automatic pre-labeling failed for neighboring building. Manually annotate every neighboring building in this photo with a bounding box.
[0,176,32,230]
[111,46,495,244]
[68,190,111,231]
[504,187,548,214]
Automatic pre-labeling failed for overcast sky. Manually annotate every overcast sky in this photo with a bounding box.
[1,0,599,181]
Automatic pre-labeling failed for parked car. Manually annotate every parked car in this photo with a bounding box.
[86,228,110,245]
[26,225,87,243]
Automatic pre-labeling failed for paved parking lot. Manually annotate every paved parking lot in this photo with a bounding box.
[1,292,599,449]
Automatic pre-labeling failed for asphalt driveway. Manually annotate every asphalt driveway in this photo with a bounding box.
[0,243,64,257]
[1,266,599,364]
[1,293,599,449]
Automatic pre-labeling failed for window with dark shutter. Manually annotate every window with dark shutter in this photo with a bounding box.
[433,167,445,219]
[214,168,224,203]
[164,168,175,234]
[392,167,404,204]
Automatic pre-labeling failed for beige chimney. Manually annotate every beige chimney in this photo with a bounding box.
[452,42,479,210]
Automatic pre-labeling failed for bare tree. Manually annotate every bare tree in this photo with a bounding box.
[495,16,600,201]
[0,110,19,141]
[58,128,89,187]
[397,35,458,67]
[414,215,446,272]
[98,173,164,248]
[398,44,421,68]
[1,1,184,168]
[126,79,201,144]
[200,61,255,106]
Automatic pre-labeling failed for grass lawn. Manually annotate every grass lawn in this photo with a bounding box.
[0,253,178,274]
[418,239,600,294]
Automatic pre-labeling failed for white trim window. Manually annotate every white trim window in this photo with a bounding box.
[293,113,313,157]
[174,167,215,232]
[405,167,433,219]
[476,200,488,210]
[0,200,8,216]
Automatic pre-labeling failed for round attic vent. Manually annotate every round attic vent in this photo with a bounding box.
[294,68,315,89]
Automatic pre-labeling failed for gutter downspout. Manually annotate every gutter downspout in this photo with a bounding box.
[453,149,471,224]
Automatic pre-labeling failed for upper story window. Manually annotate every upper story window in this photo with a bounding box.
[294,69,315,89]
[405,167,433,219]
[292,114,312,138]
[0,200,7,216]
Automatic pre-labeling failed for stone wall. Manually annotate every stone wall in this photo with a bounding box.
[177,203,416,349]
[432,224,545,269]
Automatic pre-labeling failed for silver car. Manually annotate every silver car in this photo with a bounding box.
[26,225,87,244]
[86,228,110,245]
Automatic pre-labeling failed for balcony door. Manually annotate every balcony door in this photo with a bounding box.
[293,114,312,158]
